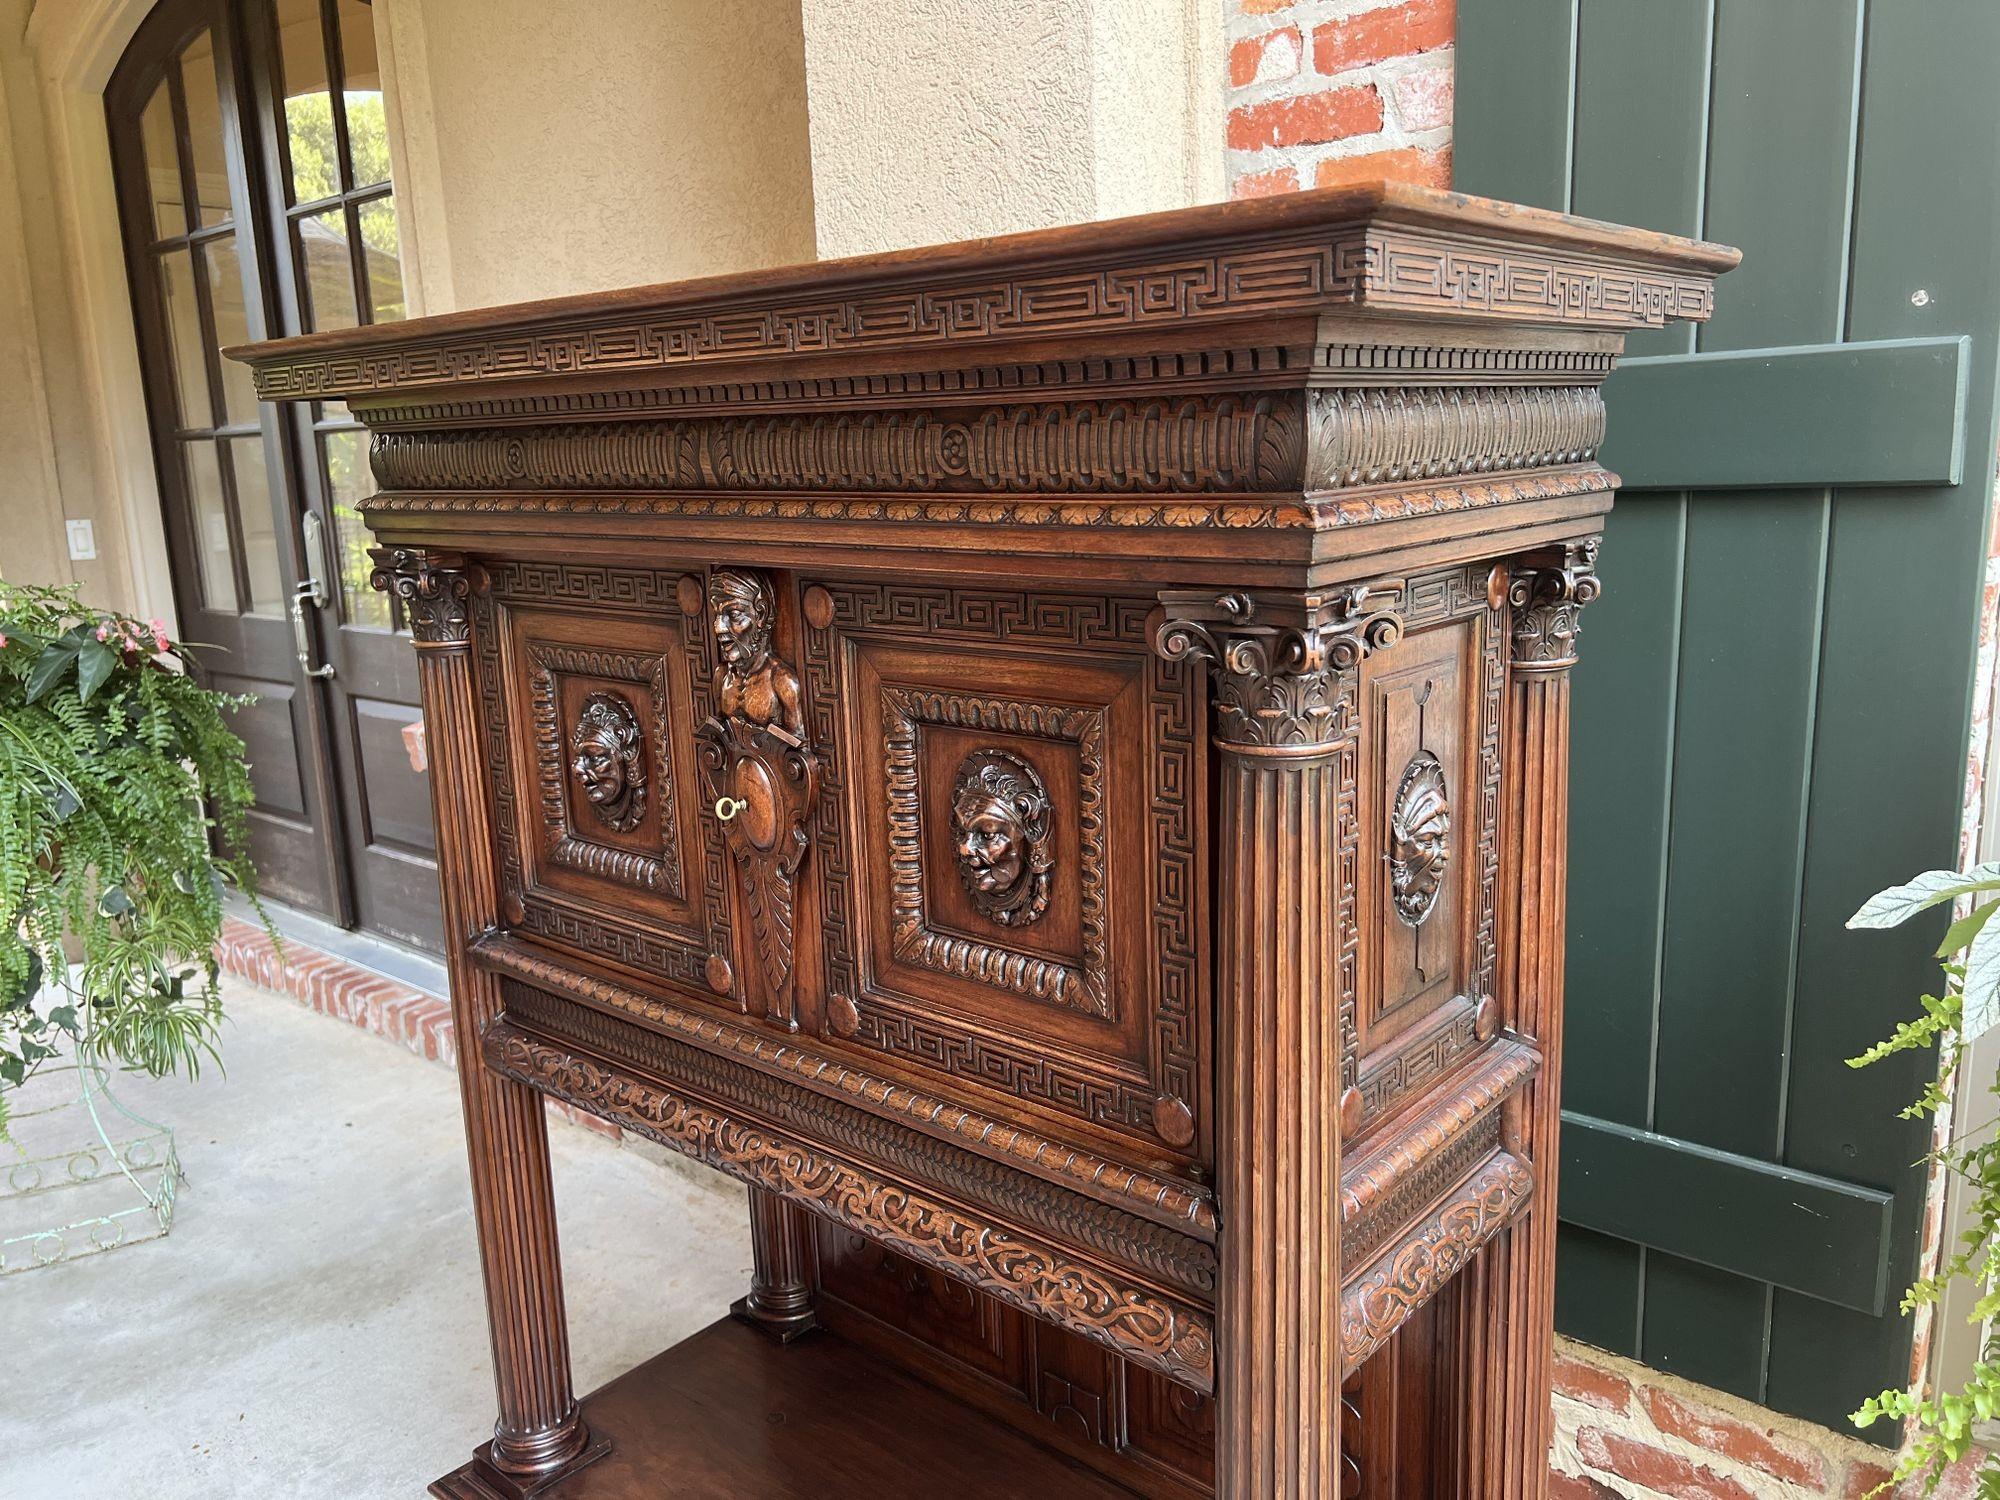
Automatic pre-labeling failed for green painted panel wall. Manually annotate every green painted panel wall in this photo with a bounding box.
[1458,0,2000,1432]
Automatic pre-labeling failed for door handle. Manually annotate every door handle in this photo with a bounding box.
[291,582,335,680]
[292,512,334,679]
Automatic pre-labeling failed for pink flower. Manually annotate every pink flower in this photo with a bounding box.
[0,633,9,648]
[95,625,108,641]
[150,619,170,651]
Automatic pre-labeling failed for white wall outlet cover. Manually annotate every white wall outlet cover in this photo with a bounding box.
[65,518,97,561]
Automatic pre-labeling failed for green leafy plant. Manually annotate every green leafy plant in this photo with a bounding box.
[0,578,262,1138]
[1849,864,2000,1497]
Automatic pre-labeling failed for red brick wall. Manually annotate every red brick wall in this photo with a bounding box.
[1224,0,1454,199]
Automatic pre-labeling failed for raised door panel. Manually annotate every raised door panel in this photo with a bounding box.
[802,579,1209,1170]
[472,560,737,1004]
[1349,566,1505,1137]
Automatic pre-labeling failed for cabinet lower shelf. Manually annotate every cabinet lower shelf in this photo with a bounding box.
[430,1317,1146,1499]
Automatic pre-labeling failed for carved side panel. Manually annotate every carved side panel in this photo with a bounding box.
[1348,566,1505,1132]
[802,582,1207,1161]
[475,562,735,998]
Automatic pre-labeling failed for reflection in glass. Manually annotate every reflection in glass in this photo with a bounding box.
[206,234,260,421]
[274,0,337,204]
[138,78,186,239]
[337,0,390,188]
[226,436,283,615]
[159,248,213,429]
[180,34,232,227]
[358,194,404,322]
[183,440,238,613]
[299,208,359,331]
[322,427,388,628]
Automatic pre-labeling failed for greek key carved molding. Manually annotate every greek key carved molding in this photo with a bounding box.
[367,546,470,648]
[1155,585,1405,749]
[470,935,1217,1239]
[1340,1148,1534,1372]
[884,689,1107,1018]
[485,1024,1217,1390]
[1509,538,1603,674]
[1304,384,1603,490]
[248,221,1715,402]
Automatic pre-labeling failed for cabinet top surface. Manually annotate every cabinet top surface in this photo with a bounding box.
[229,182,1738,405]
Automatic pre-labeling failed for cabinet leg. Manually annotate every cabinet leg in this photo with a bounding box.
[733,1186,821,1342]
[378,551,608,1498]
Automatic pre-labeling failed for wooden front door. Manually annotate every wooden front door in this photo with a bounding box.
[107,0,441,953]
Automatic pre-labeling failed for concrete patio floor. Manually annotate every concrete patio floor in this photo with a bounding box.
[1,978,753,1499]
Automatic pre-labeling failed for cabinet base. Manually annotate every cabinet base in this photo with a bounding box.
[429,1317,1143,1499]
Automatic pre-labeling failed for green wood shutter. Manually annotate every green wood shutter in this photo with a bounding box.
[1456,0,2000,1432]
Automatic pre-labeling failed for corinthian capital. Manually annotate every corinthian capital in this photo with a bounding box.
[1508,539,1602,674]
[1156,584,1404,751]
[369,547,472,649]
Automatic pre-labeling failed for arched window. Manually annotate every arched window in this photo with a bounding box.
[108,0,440,953]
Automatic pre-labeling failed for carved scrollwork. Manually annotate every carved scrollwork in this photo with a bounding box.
[1508,538,1602,674]
[568,691,647,832]
[1388,751,1450,927]
[1155,584,1405,749]
[950,749,1053,928]
[695,569,819,1024]
[367,546,470,648]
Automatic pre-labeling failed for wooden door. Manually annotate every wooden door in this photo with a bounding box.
[108,0,441,953]
[1456,0,2000,1433]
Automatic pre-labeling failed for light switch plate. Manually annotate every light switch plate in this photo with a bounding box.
[65,518,97,561]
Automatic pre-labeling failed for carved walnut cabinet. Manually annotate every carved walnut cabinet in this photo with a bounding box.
[235,184,1734,1499]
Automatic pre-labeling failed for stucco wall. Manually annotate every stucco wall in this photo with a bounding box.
[799,0,1224,259]
[376,0,819,311]
[0,0,141,613]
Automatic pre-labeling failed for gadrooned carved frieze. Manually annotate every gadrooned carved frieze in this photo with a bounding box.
[569,691,647,832]
[950,749,1054,928]
[1509,538,1603,674]
[1388,751,1450,927]
[368,395,1304,495]
[368,546,469,648]
[696,569,819,1023]
[1155,585,1406,749]
[1304,384,1604,490]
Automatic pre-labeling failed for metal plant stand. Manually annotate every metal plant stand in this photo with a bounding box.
[0,1025,181,1274]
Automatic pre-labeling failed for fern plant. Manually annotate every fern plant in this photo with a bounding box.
[1849,865,2000,1497]
[0,578,261,1138]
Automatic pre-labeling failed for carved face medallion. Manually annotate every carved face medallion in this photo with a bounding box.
[950,750,1053,927]
[1388,751,1450,926]
[710,570,774,676]
[569,691,647,832]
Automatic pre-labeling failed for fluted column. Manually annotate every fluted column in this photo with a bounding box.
[733,1186,821,1341]
[1443,539,1600,1500]
[1158,584,1401,1500]
[372,548,603,1496]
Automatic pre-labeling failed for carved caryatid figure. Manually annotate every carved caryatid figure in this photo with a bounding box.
[950,750,1053,928]
[710,570,805,742]
[695,568,820,1026]
[569,691,647,832]
[1388,751,1450,926]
